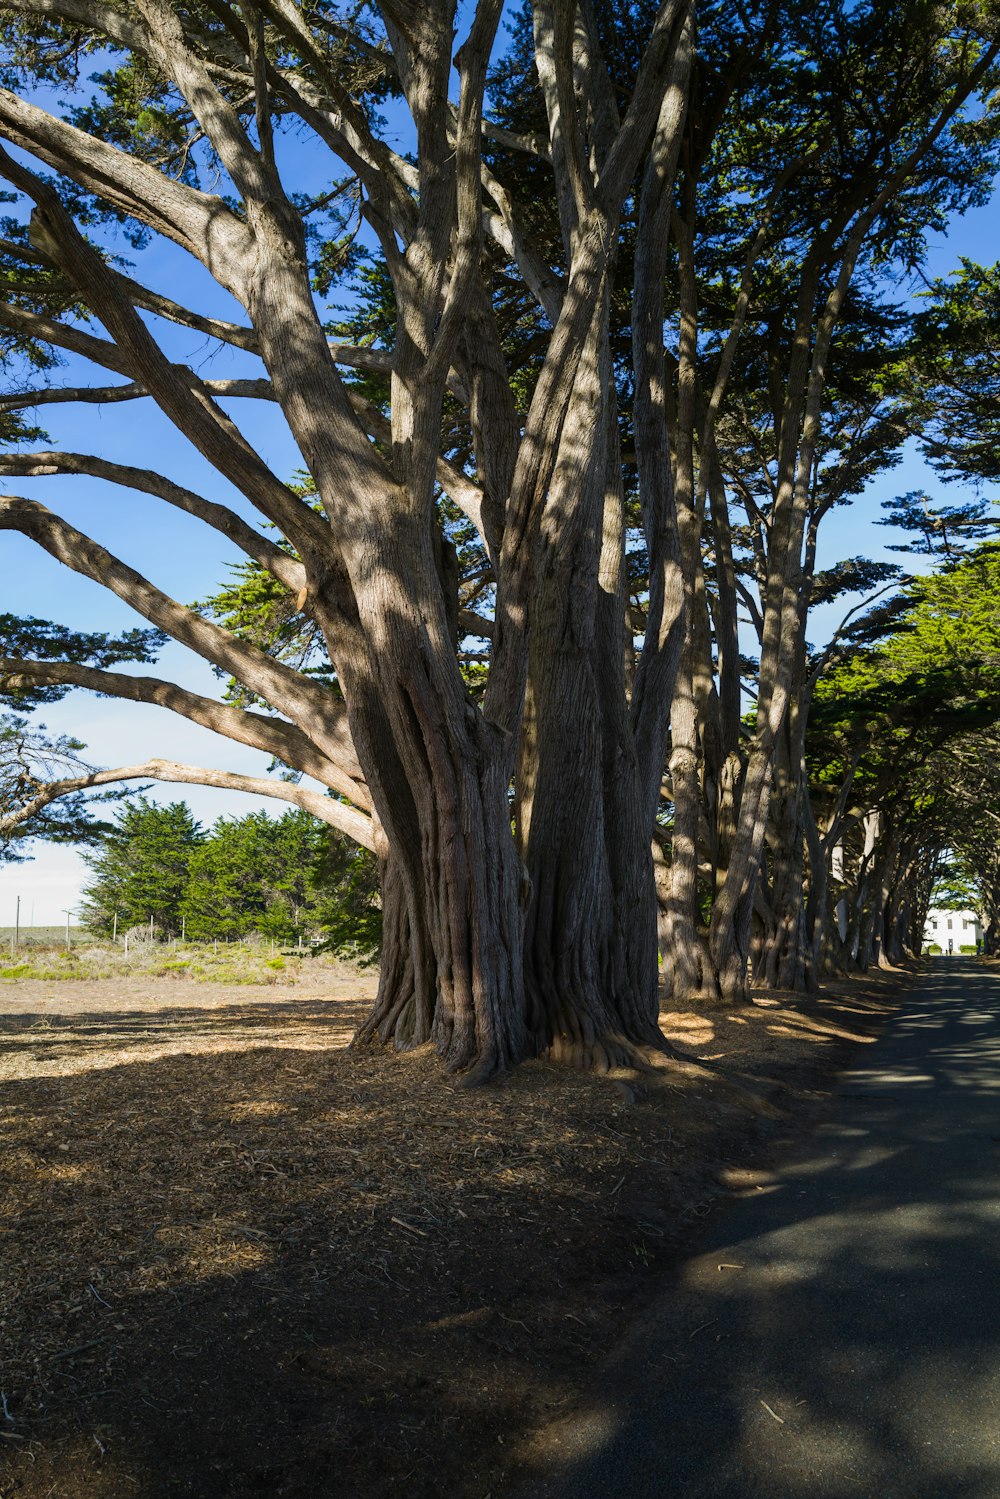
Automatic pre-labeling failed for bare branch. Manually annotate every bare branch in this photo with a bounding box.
[0,451,305,592]
[0,83,254,294]
[0,497,352,764]
[0,376,273,413]
[0,654,368,805]
[0,145,325,549]
[2,757,375,849]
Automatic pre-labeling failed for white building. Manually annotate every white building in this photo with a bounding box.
[923,907,983,954]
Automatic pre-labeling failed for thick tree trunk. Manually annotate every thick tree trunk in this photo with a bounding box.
[515,329,666,1069]
[345,636,528,1078]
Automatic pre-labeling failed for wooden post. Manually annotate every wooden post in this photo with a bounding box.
[14,895,20,949]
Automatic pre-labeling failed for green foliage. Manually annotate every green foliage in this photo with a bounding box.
[81,801,381,956]
[901,259,1000,484]
[931,862,981,911]
[180,808,324,943]
[877,490,997,560]
[308,829,382,959]
[80,800,204,935]
[0,614,165,709]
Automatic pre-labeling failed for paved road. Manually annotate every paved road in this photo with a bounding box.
[516,960,1000,1499]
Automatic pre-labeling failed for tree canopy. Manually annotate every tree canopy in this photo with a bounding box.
[1,0,999,1075]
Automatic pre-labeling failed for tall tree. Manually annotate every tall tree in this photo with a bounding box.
[80,798,204,934]
[0,2,996,1072]
[0,0,697,1075]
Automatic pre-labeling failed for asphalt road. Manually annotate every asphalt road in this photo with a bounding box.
[515,959,1000,1499]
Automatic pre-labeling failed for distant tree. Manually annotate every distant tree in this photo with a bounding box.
[80,800,204,935]
[82,800,382,951]
[929,861,981,912]
[805,546,1000,973]
[900,259,1000,484]
[309,832,382,959]
[180,808,320,943]
[181,807,381,949]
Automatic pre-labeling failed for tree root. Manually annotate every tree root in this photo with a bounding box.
[542,1028,681,1074]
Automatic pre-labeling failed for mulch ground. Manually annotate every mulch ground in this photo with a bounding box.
[0,969,913,1498]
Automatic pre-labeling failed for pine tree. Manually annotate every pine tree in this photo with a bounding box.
[80,801,204,936]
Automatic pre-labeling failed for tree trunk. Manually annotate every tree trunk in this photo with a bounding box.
[515,324,666,1069]
[663,643,712,999]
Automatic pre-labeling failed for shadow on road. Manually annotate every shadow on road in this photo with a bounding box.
[516,960,1000,1499]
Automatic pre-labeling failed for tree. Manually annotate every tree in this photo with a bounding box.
[899,258,1000,484]
[0,2,996,1075]
[0,712,134,859]
[0,0,698,1075]
[803,545,1000,973]
[653,0,1000,998]
[179,806,380,947]
[80,799,204,934]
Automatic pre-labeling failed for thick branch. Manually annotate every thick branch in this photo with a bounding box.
[0,654,367,806]
[0,498,354,768]
[0,144,326,552]
[3,757,374,850]
[344,391,488,546]
[0,451,305,592]
[0,80,253,295]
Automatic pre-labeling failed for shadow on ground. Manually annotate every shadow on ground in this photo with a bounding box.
[514,960,1000,1499]
[0,969,912,1499]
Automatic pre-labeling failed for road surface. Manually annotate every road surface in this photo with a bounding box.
[517,959,1000,1498]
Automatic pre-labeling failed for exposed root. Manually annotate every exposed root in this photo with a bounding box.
[542,1028,681,1075]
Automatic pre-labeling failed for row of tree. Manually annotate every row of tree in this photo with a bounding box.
[78,802,381,953]
[1,1,999,1078]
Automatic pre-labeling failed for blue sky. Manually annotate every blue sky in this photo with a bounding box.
[1,70,999,925]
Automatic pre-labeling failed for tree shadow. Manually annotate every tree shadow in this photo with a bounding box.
[0,997,373,1080]
[512,960,1000,1498]
[0,1029,711,1499]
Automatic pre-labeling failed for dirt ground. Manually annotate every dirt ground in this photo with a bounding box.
[0,968,912,1499]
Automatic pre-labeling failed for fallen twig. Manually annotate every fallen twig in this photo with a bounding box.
[391,1216,428,1238]
[51,1337,107,1362]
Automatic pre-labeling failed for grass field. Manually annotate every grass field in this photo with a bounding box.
[0,924,90,944]
[0,931,370,985]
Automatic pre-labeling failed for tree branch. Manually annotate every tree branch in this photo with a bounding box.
[0,654,368,805]
[0,451,305,592]
[0,144,327,552]
[0,497,354,766]
[2,756,375,850]
[0,79,254,295]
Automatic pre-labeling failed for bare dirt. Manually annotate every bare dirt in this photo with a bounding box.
[0,969,912,1498]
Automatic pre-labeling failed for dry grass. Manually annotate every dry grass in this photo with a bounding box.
[0,939,372,989]
[0,969,911,1499]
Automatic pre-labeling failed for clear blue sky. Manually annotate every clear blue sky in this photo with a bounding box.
[1,83,998,925]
